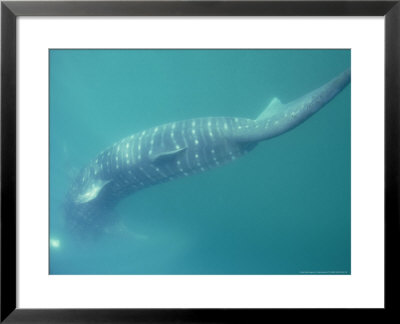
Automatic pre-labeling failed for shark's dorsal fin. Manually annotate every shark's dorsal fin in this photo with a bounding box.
[150,147,187,164]
[75,179,111,204]
[256,97,285,121]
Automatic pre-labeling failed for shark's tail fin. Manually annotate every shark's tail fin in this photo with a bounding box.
[240,68,351,142]
[257,68,350,122]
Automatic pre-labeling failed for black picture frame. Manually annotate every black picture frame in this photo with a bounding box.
[1,0,399,322]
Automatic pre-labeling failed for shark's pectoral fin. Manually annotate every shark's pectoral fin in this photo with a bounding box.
[75,179,112,204]
[150,147,187,164]
[256,97,286,121]
[104,222,149,241]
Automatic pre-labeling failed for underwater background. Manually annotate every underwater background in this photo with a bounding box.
[49,49,351,275]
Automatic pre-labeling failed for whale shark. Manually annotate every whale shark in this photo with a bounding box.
[64,69,351,237]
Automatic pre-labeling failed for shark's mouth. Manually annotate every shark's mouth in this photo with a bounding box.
[64,188,118,238]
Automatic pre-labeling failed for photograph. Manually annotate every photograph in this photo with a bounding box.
[49,49,351,275]
[2,0,397,321]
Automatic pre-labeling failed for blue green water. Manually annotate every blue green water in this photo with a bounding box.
[49,49,350,275]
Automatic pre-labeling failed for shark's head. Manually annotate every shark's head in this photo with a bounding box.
[63,169,117,239]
